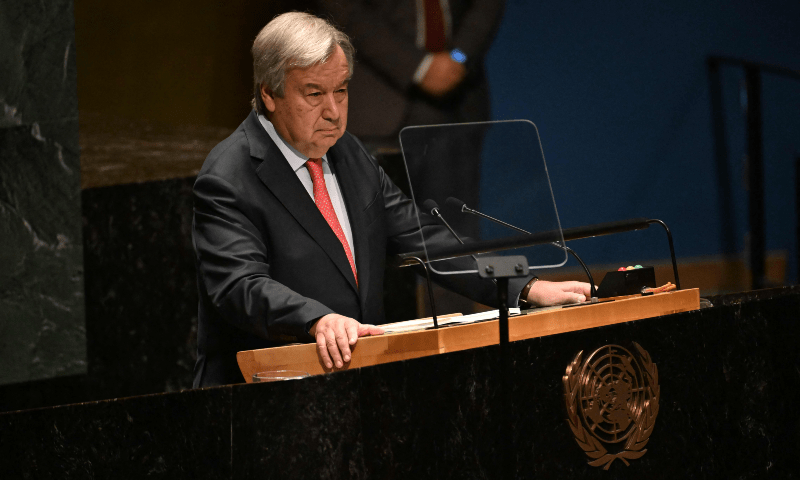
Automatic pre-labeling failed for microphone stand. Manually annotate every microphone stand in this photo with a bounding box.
[426,199,522,479]
[474,255,528,480]
[453,200,598,299]
[403,256,438,328]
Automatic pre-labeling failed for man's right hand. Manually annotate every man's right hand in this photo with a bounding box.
[309,314,385,370]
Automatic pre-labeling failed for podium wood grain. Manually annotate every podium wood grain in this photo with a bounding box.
[237,288,700,382]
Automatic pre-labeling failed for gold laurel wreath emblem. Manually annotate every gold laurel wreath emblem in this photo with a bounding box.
[562,342,660,470]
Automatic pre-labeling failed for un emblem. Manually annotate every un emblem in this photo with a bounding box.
[563,342,660,470]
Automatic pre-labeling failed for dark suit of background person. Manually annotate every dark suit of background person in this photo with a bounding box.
[316,0,506,234]
[192,111,531,387]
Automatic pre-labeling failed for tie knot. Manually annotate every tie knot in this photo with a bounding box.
[306,158,323,177]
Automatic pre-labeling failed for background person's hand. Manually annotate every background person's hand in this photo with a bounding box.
[526,280,592,306]
[309,314,384,369]
[419,52,467,97]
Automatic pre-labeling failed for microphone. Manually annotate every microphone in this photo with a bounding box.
[446,197,529,234]
[446,197,597,299]
[423,199,495,285]
[422,199,465,245]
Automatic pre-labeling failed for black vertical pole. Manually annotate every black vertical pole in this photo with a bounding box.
[406,257,438,328]
[707,58,737,256]
[744,66,765,290]
[498,278,509,348]
[496,277,511,479]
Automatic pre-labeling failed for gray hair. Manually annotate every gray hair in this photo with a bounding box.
[251,12,355,115]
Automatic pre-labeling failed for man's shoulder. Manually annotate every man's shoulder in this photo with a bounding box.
[333,131,379,167]
[198,113,270,180]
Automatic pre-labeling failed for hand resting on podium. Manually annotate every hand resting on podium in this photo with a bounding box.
[309,313,385,370]
[526,280,593,306]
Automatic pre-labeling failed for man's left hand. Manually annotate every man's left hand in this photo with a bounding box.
[526,280,592,306]
[309,314,385,370]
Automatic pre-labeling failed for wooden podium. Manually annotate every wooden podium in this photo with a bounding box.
[237,288,700,381]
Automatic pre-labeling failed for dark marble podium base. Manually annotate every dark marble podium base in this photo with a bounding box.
[2,287,799,479]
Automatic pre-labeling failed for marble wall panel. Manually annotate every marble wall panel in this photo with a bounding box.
[231,371,366,479]
[0,177,198,412]
[81,178,198,399]
[0,387,232,479]
[0,0,85,385]
[357,347,504,479]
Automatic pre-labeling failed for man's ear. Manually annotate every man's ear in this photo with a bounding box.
[260,84,277,113]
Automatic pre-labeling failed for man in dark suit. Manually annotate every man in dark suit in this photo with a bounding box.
[192,12,590,387]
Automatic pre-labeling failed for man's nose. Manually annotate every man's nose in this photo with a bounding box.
[321,93,339,122]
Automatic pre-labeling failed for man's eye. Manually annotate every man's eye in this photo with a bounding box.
[308,92,322,97]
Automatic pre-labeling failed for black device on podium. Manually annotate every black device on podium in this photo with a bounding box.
[596,266,657,298]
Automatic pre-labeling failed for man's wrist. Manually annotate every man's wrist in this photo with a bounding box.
[518,277,539,307]
[306,313,330,335]
[450,48,467,64]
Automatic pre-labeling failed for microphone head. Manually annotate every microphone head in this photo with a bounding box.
[445,197,467,211]
[421,199,440,215]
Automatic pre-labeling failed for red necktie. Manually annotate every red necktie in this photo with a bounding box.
[306,158,358,286]
[424,0,447,52]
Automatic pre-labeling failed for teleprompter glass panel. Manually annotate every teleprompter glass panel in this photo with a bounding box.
[399,120,567,275]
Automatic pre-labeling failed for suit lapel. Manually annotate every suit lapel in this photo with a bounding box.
[245,114,358,294]
[328,143,372,311]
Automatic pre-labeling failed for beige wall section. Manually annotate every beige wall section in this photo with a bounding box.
[74,1,310,129]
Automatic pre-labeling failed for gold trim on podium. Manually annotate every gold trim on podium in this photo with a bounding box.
[237,288,700,382]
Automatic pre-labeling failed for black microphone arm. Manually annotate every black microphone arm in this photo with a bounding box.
[444,197,681,291]
[446,197,597,298]
[423,199,497,286]
[446,197,526,236]
[422,199,465,245]
[395,215,680,291]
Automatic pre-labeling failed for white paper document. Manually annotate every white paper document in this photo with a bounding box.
[382,308,521,334]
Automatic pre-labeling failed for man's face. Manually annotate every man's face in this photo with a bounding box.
[261,45,349,159]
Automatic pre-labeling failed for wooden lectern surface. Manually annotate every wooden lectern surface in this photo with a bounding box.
[237,289,700,382]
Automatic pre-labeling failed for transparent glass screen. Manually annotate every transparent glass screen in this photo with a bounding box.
[399,120,567,275]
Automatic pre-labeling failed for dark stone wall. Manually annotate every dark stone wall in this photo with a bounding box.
[81,178,198,397]
[0,0,85,385]
[0,178,199,412]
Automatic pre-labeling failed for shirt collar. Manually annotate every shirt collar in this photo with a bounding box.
[257,114,329,172]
